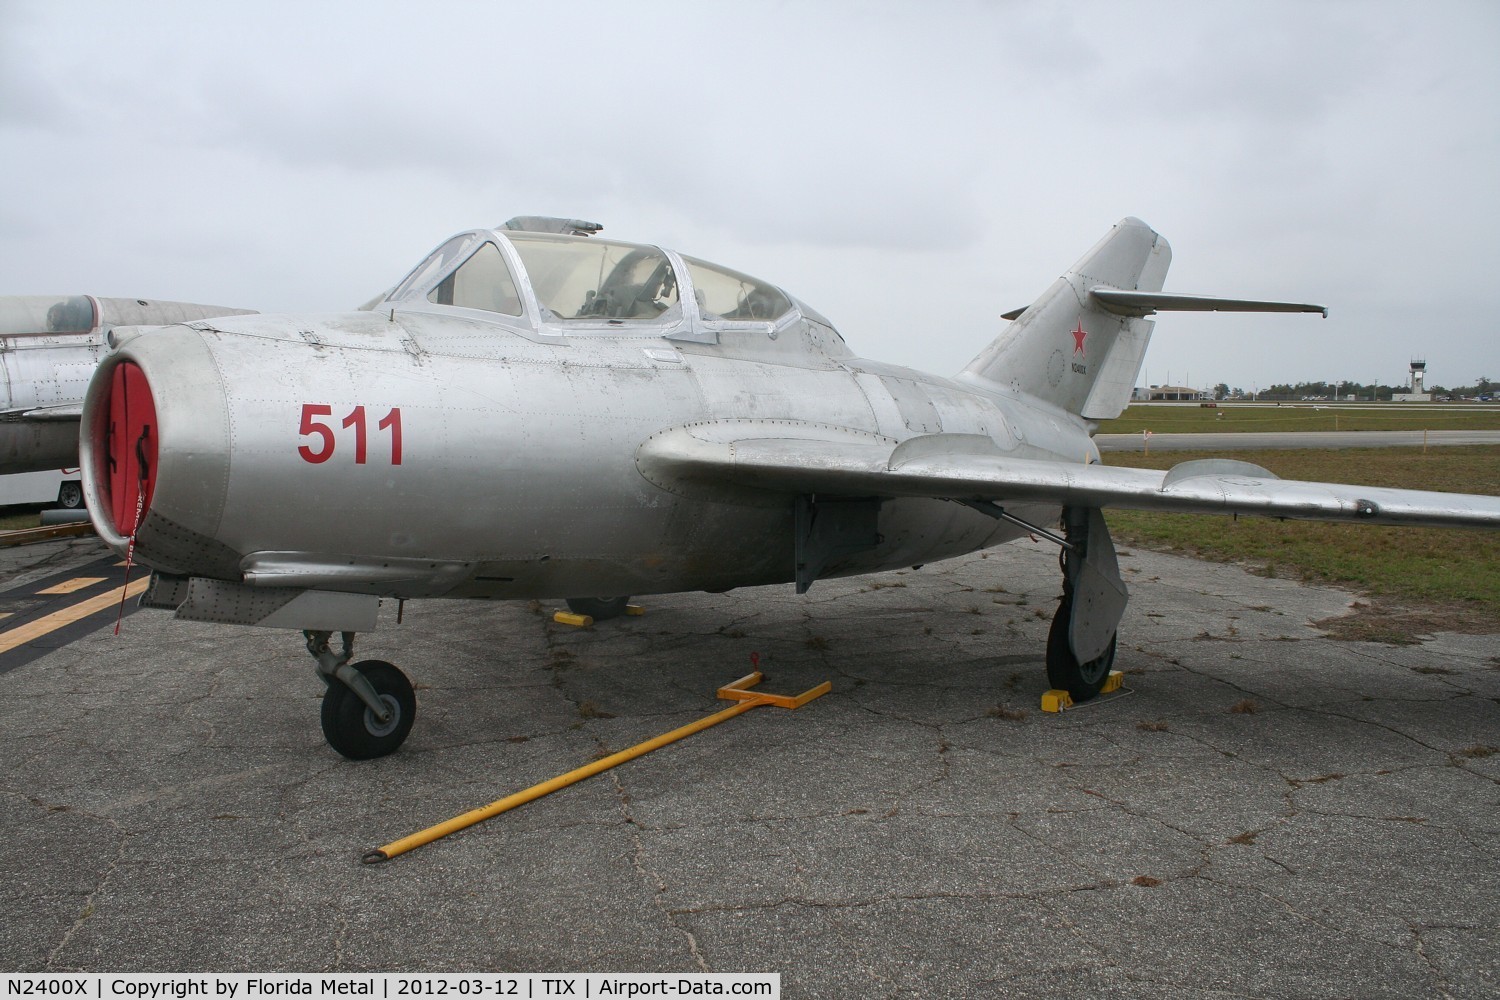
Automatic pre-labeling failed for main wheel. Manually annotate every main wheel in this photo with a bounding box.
[320,660,416,760]
[565,596,631,621]
[1045,597,1117,702]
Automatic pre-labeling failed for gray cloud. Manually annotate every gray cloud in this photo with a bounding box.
[1,0,1496,388]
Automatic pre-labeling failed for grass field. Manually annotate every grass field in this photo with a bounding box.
[1104,445,1500,623]
[1099,403,1500,435]
[0,507,43,531]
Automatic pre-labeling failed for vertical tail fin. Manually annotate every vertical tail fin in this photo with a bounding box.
[961,217,1170,421]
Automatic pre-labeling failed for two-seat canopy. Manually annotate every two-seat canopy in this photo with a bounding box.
[386,229,804,343]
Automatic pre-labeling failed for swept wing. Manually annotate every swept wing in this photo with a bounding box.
[638,422,1500,530]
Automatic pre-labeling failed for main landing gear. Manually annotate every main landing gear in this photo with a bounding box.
[961,501,1129,703]
[1046,595,1118,700]
[1046,506,1128,702]
[306,630,415,759]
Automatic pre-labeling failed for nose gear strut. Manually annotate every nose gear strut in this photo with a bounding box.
[305,630,389,720]
[305,630,417,759]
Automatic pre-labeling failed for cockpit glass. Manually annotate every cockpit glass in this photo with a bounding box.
[681,256,791,321]
[0,295,96,335]
[390,233,479,302]
[426,242,523,316]
[507,233,680,322]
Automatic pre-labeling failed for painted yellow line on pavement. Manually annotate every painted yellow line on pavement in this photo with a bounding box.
[37,577,108,596]
[0,577,150,655]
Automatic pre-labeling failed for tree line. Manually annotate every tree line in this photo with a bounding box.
[1211,378,1493,401]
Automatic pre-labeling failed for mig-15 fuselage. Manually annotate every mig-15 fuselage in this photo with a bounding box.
[78,217,1500,758]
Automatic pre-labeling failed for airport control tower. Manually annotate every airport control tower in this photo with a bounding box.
[1395,359,1431,402]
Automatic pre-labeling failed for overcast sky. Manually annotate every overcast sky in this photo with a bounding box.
[3,0,1497,391]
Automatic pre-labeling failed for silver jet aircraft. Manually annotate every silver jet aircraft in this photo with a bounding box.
[75,218,1500,758]
[1,295,255,498]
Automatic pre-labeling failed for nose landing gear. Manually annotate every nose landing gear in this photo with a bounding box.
[305,630,416,759]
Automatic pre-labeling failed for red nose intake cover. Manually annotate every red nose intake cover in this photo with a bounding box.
[106,361,159,535]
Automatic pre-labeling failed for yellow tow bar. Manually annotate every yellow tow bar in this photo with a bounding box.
[362,669,831,863]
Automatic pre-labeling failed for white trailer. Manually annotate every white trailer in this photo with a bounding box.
[0,468,82,508]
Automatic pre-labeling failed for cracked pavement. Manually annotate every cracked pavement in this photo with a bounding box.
[1,535,1496,997]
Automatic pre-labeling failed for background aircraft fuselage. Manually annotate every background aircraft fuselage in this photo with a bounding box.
[1,294,254,475]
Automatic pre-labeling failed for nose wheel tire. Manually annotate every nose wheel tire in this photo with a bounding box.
[565,596,631,621]
[320,660,416,759]
[1045,597,1116,702]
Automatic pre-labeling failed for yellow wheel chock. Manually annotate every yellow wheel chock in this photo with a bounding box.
[363,670,830,863]
[554,604,645,626]
[1040,689,1073,713]
[1041,670,1125,713]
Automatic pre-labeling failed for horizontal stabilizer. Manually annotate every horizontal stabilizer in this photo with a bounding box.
[1089,288,1328,318]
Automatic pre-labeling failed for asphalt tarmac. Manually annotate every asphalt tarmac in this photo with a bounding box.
[2,534,1497,997]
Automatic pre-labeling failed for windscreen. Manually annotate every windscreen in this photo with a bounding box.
[427,242,523,316]
[389,233,483,302]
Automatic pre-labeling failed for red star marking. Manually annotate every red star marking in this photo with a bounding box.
[1071,320,1087,357]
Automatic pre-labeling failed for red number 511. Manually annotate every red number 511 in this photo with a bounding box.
[298,404,403,465]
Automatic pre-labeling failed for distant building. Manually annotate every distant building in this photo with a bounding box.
[1146,385,1204,401]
